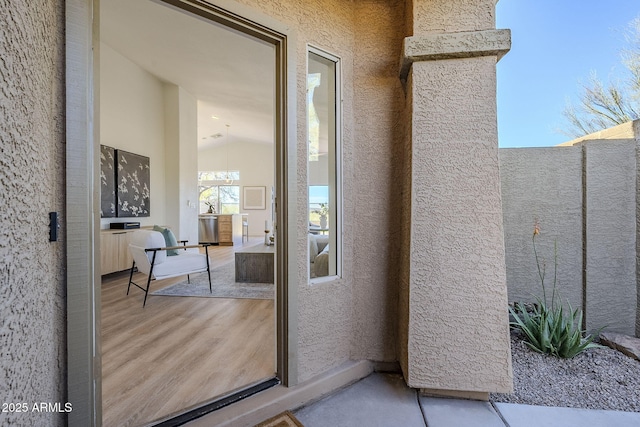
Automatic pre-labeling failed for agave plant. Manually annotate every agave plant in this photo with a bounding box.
[509,300,602,358]
[509,223,603,358]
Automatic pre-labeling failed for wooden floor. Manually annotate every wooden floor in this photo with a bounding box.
[101,238,275,427]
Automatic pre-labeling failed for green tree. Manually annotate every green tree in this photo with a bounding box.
[562,18,640,138]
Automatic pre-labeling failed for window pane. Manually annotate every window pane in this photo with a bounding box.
[220,204,239,214]
[309,185,329,225]
[220,185,240,213]
[199,185,219,213]
[214,170,240,180]
[308,49,339,280]
[198,173,240,214]
[198,171,240,184]
[219,185,239,203]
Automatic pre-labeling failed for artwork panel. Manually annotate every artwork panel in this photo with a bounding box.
[100,145,116,218]
[243,186,266,210]
[115,149,150,217]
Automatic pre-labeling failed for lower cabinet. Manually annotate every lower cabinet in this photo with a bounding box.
[217,214,244,246]
[100,230,134,275]
[217,215,232,245]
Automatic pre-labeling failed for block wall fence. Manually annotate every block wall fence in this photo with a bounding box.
[500,139,639,337]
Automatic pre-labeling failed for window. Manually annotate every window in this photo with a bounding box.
[308,185,329,226]
[199,171,240,182]
[198,171,240,214]
[308,47,341,280]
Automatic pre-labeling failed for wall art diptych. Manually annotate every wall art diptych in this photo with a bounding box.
[100,145,151,218]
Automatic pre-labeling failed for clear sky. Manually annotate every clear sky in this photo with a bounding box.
[496,0,640,147]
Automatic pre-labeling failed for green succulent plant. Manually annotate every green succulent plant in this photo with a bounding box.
[509,222,603,358]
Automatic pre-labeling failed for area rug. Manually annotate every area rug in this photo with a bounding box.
[254,411,304,427]
[151,262,273,300]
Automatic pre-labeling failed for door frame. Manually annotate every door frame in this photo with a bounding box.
[65,0,298,424]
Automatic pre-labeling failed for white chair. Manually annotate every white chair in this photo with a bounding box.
[127,229,212,307]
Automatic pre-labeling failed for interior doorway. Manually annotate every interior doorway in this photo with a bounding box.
[98,1,283,425]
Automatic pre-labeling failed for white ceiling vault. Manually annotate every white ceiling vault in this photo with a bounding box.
[100,0,276,150]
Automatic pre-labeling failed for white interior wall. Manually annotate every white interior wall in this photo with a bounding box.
[101,42,199,241]
[100,42,167,229]
[163,84,199,242]
[177,88,199,244]
[164,85,180,233]
[198,140,274,236]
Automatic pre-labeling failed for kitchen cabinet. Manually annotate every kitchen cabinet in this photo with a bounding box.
[216,214,246,246]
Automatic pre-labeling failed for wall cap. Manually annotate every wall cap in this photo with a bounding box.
[400,29,511,81]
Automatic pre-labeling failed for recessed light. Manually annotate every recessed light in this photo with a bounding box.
[211,115,219,120]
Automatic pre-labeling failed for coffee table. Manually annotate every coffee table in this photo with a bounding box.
[235,244,275,283]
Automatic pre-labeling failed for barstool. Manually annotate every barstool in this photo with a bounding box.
[242,216,249,242]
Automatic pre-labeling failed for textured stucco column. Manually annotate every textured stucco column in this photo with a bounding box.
[400,0,513,396]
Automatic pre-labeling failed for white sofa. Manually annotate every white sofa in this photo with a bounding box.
[309,233,329,278]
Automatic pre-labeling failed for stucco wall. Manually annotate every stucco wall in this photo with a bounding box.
[407,56,512,393]
[235,0,356,383]
[413,0,495,35]
[399,0,512,395]
[233,0,412,382]
[351,0,406,362]
[559,119,640,146]
[398,71,414,377]
[637,139,640,337]
[500,148,583,311]
[0,2,67,426]
[584,141,637,334]
[500,141,638,337]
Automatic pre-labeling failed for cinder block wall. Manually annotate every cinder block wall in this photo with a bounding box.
[500,148,583,311]
[637,139,640,337]
[500,141,638,336]
[584,141,637,333]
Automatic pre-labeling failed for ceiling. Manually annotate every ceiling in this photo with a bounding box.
[100,0,275,150]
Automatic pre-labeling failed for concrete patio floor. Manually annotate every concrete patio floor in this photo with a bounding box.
[292,372,640,427]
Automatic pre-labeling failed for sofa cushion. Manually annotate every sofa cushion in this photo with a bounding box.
[153,252,208,278]
[309,233,319,263]
[314,245,329,277]
[319,242,329,255]
[315,234,329,253]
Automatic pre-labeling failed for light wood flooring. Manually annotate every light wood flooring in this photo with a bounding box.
[101,238,275,427]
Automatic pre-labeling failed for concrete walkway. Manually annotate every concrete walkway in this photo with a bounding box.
[293,373,640,427]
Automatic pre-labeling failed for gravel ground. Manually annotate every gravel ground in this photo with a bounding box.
[490,331,640,412]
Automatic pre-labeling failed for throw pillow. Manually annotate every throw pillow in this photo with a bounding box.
[153,225,181,256]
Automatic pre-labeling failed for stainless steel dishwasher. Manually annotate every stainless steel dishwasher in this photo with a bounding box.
[198,215,218,244]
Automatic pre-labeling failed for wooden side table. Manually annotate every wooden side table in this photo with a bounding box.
[235,245,275,283]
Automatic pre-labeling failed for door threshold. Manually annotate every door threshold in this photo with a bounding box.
[152,377,280,427]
